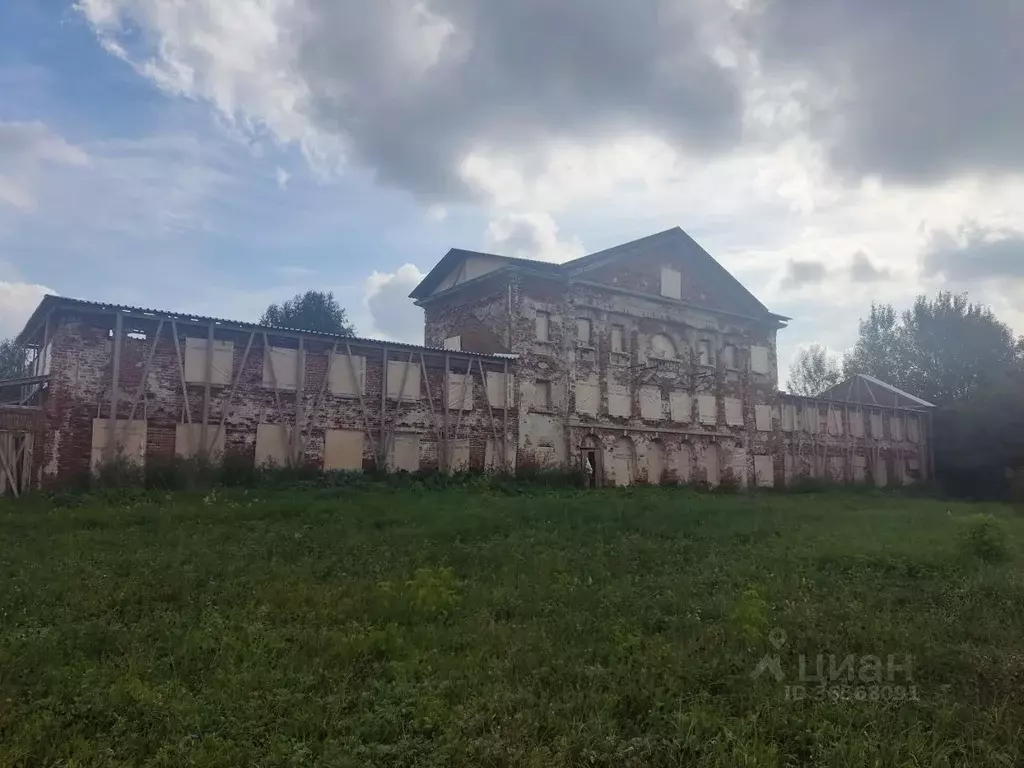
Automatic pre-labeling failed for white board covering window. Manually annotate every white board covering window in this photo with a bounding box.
[698,395,717,425]
[755,404,772,432]
[607,384,631,418]
[175,423,225,458]
[263,346,300,390]
[782,403,796,432]
[485,371,507,409]
[91,418,146,472]
[443,336,462,351]
[535,311,550,342]
[751,346,771,375]
[386,360,421,401]
[184,337,234,386]
[660,266,681,299]
[447,372,474,411]
[639,386,662,420]
[669,391,691,423]
[448,438,470,472]
[698,340,713,367]
[485,438,515,472]
[328,353,366,397]
[754,455,774,487]
[324,429,364,471]
[725,398,744,427]
[534,380,552,410]
[611,325,625,353]
[577,318,592,345]
[255,423,291,467]
[390,432,420,472]
[575,375,600,416]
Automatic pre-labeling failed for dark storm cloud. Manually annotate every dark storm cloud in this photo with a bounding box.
[923,228,1024,283]
[295,0,744,198]
[849,251,890,283]
[781,258,827,289]
[747,0,1024,182]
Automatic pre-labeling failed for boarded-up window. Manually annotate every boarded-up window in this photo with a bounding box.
[386,360,421,401]
[535,311,550,342]
[448,438,470,472]
[755,404,772,432]
[853,454,868,483]
[485,371,507,409]
[328,353,366,397]
[608,384,631,418]
[639,387,662,420]
[575,375,600,416]
[390,432,420,472]
[890,415,904,441]
[908,415,920,442]
[175,423,225,458]
[443,336,461,351]
[447,373,474,411]
[782,403,796,432]
[611,325,625,353]
[803,405,819,433]
[698,395,717,425]
[751,346,770,375]
[830,457,846,481]
[255,423,290,467]
[829,409,844,435]
[670,391,691,423]
[660,266,681,299]
[849,410,865,437]
[725,398,744,426]
[722,345,737,370]
[486,438,515,472]
[754,455,774,487]
[650,334,676,360]
[870,411,883,438]
[577,318,592,345]
[184,337,234,386]
[263,346,300,390]
[534,380,552,410]
[91,418,146,471]
[324,429,364,471]
[698,340,713,367]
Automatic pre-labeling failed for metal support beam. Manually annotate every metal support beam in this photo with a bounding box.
[211,331,255,455]
[294,335,305,464]
[379,346,388,470]
[170,320,194,453]
[201,321,215,457]
[105,311,123,458]
[123,319,165,439]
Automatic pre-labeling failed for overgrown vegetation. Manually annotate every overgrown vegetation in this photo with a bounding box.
[1,486,1022,766]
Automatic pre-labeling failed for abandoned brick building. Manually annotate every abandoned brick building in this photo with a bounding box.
[0,227,933,495]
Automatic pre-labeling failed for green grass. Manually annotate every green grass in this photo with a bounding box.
[1,485,1023,766]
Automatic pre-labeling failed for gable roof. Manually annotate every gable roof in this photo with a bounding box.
[816,374,936,409]
[408,248,561,300]
[410,227,787,322]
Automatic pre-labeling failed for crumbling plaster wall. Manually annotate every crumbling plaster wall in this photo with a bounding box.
[40,310,516,487]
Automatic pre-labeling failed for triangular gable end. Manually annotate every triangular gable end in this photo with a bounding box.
[564,228,779,321]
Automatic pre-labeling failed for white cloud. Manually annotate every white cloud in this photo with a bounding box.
[275,166,290,189]
[363,263,425,343]
[485,211,584,263]
[0,122,89,212]
[0,281,53,339]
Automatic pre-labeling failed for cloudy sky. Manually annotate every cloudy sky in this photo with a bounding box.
[1,0,1021,381]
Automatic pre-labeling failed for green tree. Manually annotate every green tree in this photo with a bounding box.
[0,338,26,380]
[843,292,1023,405]
[786,343,843,396]
[259,291,356,336]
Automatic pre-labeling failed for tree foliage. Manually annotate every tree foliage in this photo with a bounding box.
[786,343,843,396]
[0,338,27,381]
[843,292,1023,405]
[259,291,356,336]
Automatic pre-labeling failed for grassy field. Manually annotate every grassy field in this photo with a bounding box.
[1,482,1023,767]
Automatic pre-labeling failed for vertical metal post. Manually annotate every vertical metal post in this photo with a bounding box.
[106,311,123,457]
[201,321,215,457]
[379,346,388,469]
[294,336,305,465]
[171,320,194,454]
[503,358,510,471]
[442,352,450,472]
